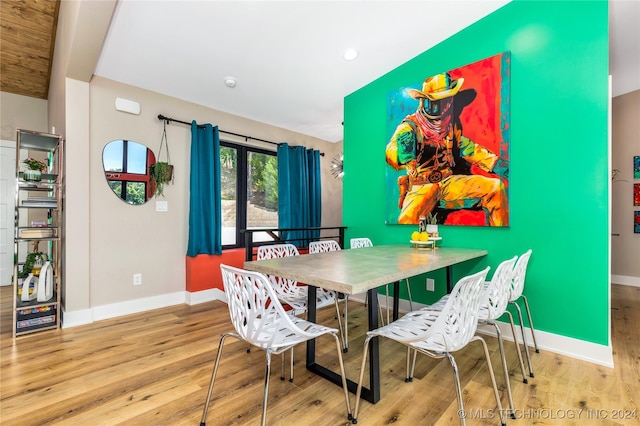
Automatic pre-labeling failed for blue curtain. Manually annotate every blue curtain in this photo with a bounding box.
[277,143,322,246]
[187,122,222,256]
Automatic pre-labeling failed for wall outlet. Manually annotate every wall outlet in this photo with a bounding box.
[133,273,142,286]
[156,201,168,212]
[426,278,435,292]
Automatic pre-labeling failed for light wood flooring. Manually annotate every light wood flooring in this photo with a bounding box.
[1,284,639,425]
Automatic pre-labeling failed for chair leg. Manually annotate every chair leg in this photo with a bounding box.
[353,335,373,424]
[444,352,466,426]
[385,284,390,325]
[521,295,540,353]
[513,303,531,372]
[475,336,507,426]
[344,295,349,353]
[408,348,418,381]
[505,311,528,382]
[493,323,516,418]
[281,352,286,380]
[405,279,413,312]
[289,347,294,382]
[331,333,352,421]
[404,346,413,382]
[200,334,230,426]
[261,351,272,426]
[334,298,348,352]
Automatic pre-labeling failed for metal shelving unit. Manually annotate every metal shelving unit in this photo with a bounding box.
[12,129,64,337]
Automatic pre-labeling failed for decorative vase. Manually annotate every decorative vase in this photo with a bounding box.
[24,170,42,182]
[426,224,439,235]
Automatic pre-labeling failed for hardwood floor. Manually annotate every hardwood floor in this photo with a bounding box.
[1,284,638,425]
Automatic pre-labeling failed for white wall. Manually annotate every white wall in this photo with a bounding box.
[0,92,48,139]
[611,89,640,286]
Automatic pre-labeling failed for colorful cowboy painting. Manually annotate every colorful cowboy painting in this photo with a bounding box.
[385,52,510,227]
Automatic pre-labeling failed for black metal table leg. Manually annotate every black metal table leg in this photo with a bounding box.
[305,286,381,404]
[446,266,453,293]
[392,281,400,321]
[306,285,317,366]
[366,287,381,403]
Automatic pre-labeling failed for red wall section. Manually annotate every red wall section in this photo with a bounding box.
[186,246,311,293]
[186,249,246,292]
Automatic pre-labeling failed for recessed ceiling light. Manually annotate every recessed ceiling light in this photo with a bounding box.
[224,77,237,88]
[343,48,358,61]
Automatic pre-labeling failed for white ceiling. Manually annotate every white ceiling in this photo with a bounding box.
[95,0,639,144]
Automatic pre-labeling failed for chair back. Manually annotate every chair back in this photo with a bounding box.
[256,244,300,298]
[309,240,341,253]
[220,264,300,349]
[510,249,533,301]
[482,256,518,320]
[350,238,373,249]
[257,243,300,260]
[427,267,490,352]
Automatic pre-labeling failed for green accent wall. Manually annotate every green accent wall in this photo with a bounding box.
[343,1,609,345]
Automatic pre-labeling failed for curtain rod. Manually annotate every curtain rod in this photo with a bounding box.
[157,114,324,156]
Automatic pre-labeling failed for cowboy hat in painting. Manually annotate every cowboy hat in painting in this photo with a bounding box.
[408,72,464,101]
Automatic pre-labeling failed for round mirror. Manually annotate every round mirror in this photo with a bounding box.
[102,140,156,205]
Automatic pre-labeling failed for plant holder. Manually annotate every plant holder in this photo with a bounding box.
[23,170,42,182]
[152,120,175,197]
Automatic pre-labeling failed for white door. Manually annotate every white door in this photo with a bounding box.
[0,140,16,286]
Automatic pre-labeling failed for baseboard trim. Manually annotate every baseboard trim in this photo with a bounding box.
[63,290,229,328]
[611,274,640,287]
[61,308,93,328]
[476,322,613,368]
[92,292,186,322]
[186,288,227,305]
[63,292,186,327]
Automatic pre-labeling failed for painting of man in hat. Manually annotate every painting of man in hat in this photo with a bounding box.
[385,52,510,227]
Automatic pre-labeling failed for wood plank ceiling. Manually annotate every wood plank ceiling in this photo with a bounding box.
[0,0,60,99]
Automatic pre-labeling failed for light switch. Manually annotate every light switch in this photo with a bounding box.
[156,201,168,212]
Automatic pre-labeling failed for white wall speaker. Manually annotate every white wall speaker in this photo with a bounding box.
[115,97,141,115]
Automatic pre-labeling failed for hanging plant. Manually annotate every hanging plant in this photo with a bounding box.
[152,120,175,197]
[151,162,174,197]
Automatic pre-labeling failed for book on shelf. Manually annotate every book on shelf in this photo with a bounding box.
[20,229,54,238]
[22,197,57,208]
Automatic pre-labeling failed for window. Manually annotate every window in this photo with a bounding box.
[221,142,278,248]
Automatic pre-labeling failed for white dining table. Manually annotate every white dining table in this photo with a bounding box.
[244,244,488,404]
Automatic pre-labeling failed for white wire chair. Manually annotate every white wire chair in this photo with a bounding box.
[509,249,537,378]
[256,243,340,313]
[352,267,506,426]
[308,239,341,253]
[419,255,525,417]
[349,237,374,249]
[200,264,352,426]
[476,256,523,417]
[350,237,414,325]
